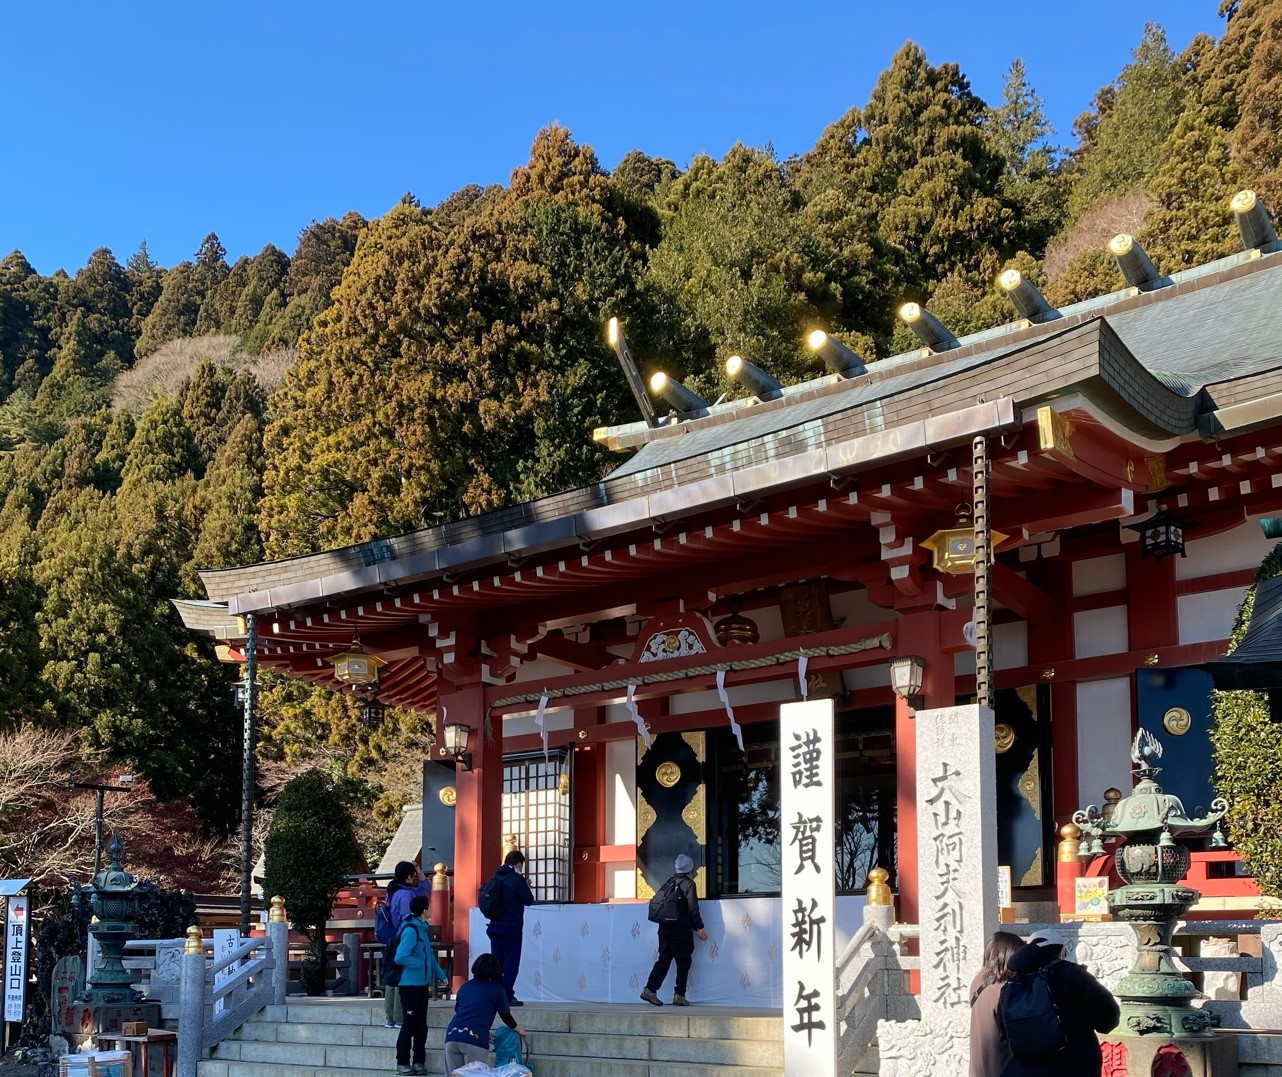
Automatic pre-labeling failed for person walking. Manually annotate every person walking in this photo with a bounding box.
[997,930,1120,1077]
[968,931,1021,1077]
[382,862,430,1029]
[640,854,706,1007]
[390,895,447,1076]
[482,850,534,1006]
[443,953,527,1076]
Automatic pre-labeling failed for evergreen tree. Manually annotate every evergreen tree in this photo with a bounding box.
[1229,0,1282,208]
[66,249,135,369]
[800,43,1011,320]
[136,263,200,357]
[1139,112,1242,270]
[0,251,59,395]
[647,144,840,387]
[124,242,164,343]
[1068,23,1186,216]
[988,60,1066,254]
[262,769,361,991]
[0,560,47,726]
[192,413,264,570]
[32,312,116,432]
[259,126,649,554]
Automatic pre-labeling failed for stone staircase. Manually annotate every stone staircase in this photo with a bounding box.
[196,998,784,1077]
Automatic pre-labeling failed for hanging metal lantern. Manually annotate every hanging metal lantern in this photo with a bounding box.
[1126,505,1188,559]
[328,638,385,687]
[921,505,1008,576]
[714,596,760,646]
[360,701,387,726]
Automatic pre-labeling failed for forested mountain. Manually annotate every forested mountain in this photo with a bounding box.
[2,0,1280,888]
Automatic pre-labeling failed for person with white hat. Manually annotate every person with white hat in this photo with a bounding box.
[640,854,707,1006]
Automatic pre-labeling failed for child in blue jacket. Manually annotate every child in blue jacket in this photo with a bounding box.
[391,895,447,1075]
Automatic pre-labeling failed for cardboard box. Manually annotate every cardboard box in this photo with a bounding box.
[121,1021,148,1037]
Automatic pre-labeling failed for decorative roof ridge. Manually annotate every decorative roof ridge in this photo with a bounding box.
[595,247,1282,454]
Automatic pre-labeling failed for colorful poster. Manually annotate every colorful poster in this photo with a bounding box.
[4,894,29,1022]
[780,699,836,1077]
[1074,875,1110,919]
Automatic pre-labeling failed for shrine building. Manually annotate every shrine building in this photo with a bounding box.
[179,192,1282,1005]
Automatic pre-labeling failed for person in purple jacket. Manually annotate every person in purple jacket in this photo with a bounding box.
[388,861,432,926]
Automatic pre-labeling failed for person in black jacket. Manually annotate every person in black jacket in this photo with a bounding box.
[483,849,534,1006]
[998,930,1120,1077]
[640,854,707,1007]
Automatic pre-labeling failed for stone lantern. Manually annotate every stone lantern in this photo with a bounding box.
[1072,730,1227,1041]
[74,834,150,1007]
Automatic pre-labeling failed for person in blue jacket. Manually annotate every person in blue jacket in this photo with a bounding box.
[391,895,447,1076]
[483,850,534,1005]
[444,953,527,1075]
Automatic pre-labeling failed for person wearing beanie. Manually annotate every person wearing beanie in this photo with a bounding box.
[640,854,706,1007]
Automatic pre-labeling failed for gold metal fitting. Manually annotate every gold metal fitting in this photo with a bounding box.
[269,895,286,923]
[1042,667,1055,679]
[865,867,893,906]
[1231,189,1258,214]
[184,924,204,955]
[1057,822,1082,863]
[1108,233,1134,256]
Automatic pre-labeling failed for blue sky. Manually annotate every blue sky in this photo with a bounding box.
[1,1,1224,275]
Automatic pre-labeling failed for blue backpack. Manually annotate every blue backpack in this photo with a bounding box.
[374,898,396,945]
[493,1025,528,1066]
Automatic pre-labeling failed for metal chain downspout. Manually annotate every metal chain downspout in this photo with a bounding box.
[239,611,257,937]
[972,435,993,710]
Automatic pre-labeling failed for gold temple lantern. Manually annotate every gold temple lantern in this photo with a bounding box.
[920,505,1008,576]
[328,640,386,689]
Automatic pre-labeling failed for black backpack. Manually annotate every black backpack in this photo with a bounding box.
[647,877,685,924]
[478,874,505,920]
[999,963,1070,1063]
[381,921,412,988]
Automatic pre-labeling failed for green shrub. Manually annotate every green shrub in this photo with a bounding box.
[261,769,360,993]
[1211,543,1282,902]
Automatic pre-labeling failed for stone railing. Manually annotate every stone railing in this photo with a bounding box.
[176,907,289,1077]
[836,903,919,1075]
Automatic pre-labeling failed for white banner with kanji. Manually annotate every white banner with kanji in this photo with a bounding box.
[5,894,29,1023]
[780,698,836,1077]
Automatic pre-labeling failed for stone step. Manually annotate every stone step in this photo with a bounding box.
[252,1002,780,1042]
[199,1060,782,1077]
[200,999,785,1077]
[213,1025,782,1068]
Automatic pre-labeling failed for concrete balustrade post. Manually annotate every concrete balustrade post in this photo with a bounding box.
[267,896,289,1007]
[176,925,206,1077]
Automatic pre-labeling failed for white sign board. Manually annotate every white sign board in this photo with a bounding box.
[780,699,837,1077]
[4,894,29,1022]
[213,928,239,1016]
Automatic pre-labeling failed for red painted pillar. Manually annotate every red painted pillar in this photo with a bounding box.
[447,680,502,988]
[1126,545,1178,653]
[895,611,954,928]
[571,740,606,902]
[1026,558,1078,818]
